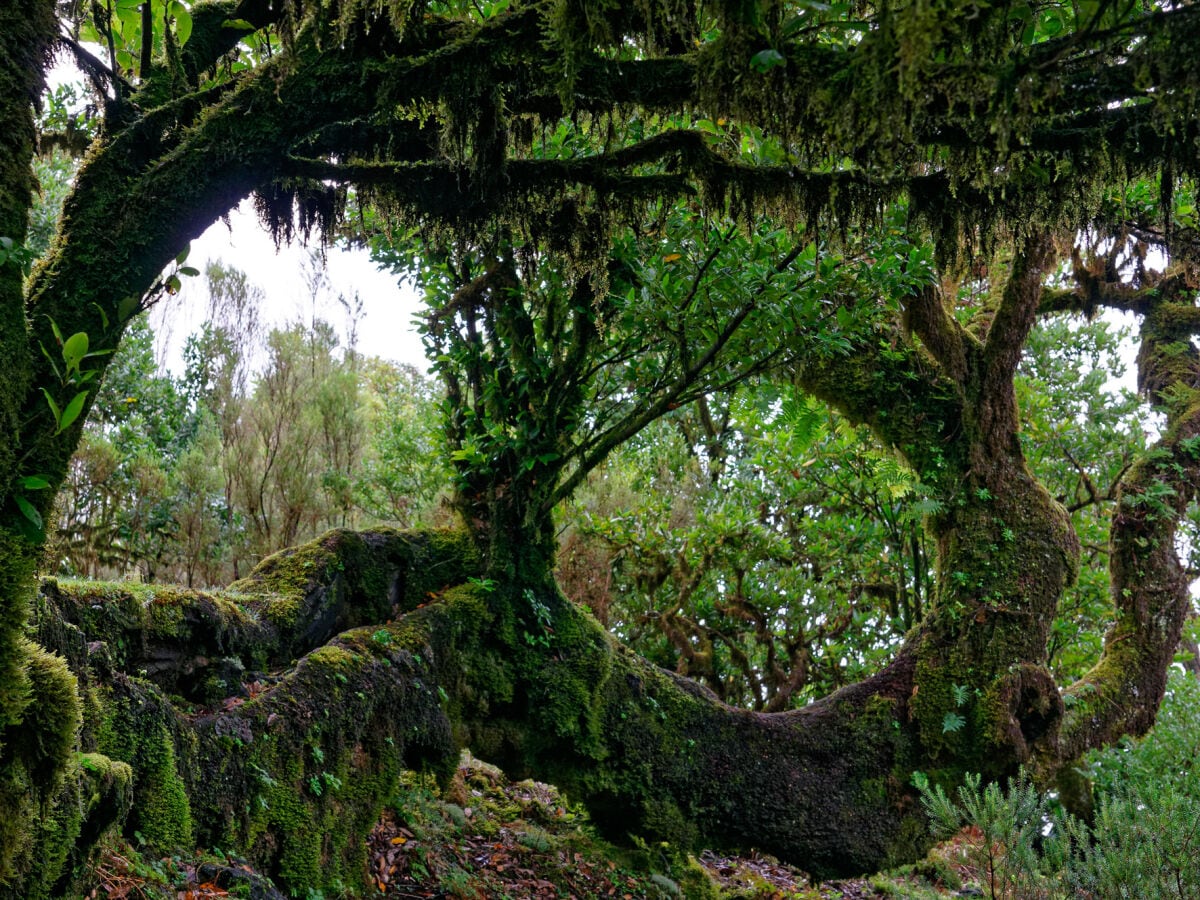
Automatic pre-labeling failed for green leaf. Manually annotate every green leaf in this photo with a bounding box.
[14,494,43,531]
[46,315,64,346]
[221,18,256,31]
[39,342,63,382]
[19,476,51,491]
[62,331,90,370]
[170,2,193,45]
[118,295,141,321]
[56,391,89,434]
[41,388,62,425]
[166,274,182,294]
[781,393,825,447]
[178,265,200,277]
[749,49,785,73]
[175,242,191,265]
[91,301,111,331]
[942,712,966,734]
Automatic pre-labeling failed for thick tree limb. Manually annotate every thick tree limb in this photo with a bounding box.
[975,234,1058,449]
[1060,400,1200,758]
[37,525,931,889]
[904,282,973,386]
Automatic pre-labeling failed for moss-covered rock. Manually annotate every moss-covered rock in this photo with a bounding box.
[0,640,128,900]
[15,526,482,897]
[94,674,195,852]
[188,624,459,893]
[0,751,132,900]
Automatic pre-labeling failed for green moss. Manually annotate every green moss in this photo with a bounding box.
[136,726,194,850]
[233,536,342,629]
[305,644,357,671]
[229,527,480,654]
[0,756,35,886]
[10,639,81,787]
[95,678,195,853]
[21,528,483,896]
[0,638,87,893]
[0,720,129,899]
[675,856,722,900]
[45,578,262,667]
[185,613,461,895]
[0,530,38,741]
[520,600,614,757]
[22,753,134,900]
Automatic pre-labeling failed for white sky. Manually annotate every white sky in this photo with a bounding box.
[148,201,427,374]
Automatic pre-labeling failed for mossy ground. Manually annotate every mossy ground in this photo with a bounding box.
[82,752,988,899]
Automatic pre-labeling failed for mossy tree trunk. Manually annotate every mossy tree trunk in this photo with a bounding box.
[792,238,1082,780]
[1057,264,1200,759]
[0,0,55,740]
[0,6,389,892]
[0,3,111,890]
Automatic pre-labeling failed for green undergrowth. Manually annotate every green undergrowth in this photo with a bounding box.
[912,670,1200,899]
[79,745,1062,899]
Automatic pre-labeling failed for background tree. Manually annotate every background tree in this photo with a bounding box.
[558,308,1159,711]
[353,358,447,528]
[50,261,445,587]
[560,389,936,711]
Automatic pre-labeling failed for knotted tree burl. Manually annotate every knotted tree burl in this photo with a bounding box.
[2,0,1199,895]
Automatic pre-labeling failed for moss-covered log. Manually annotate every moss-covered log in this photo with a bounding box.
[36,528,478,702]
[19,504,1096,895]
[30,525,930,892]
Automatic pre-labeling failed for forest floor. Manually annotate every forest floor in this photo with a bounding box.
[87,754,981,900]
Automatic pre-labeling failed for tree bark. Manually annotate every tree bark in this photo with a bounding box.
[33,525,931,891]
[1060,276,1200,758]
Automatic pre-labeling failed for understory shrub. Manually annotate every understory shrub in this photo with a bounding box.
[915,671,1200,899]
